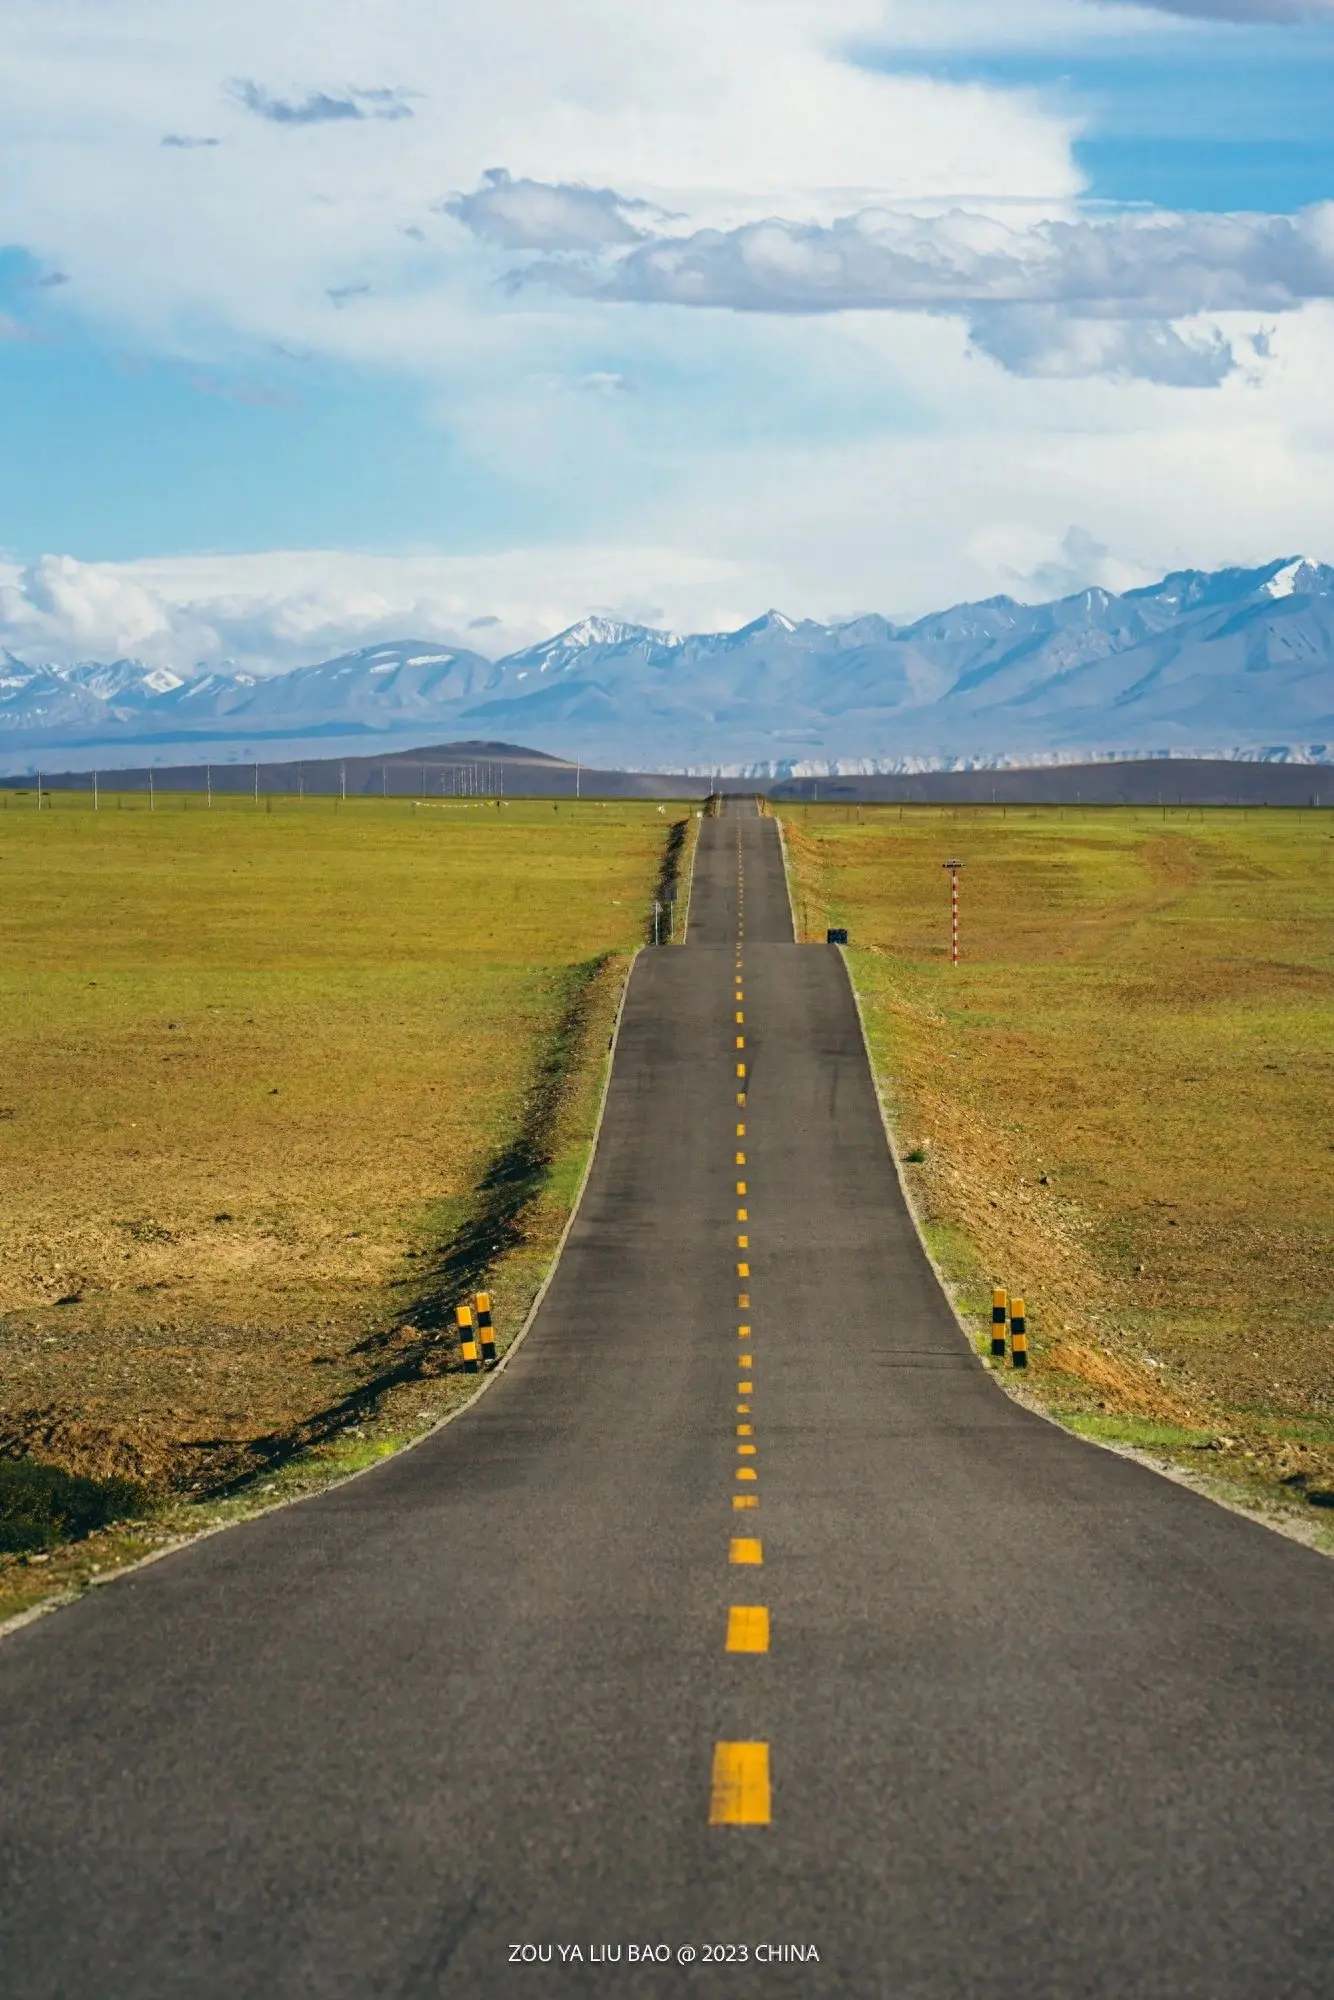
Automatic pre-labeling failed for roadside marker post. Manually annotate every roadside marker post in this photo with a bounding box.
[943,859,964,965]
[1010,1297,1028,1369]
[991,1286,1009,1360]
[456,1303,480,1372]
[474,1291,497,1367]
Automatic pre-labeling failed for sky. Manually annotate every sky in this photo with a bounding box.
[2,0,1334,671]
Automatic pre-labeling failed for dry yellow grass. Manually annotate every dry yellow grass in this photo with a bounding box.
[784,803,1334,1522]
[0,795,680,1515]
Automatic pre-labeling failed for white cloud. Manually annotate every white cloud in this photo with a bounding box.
[0,0,1081,370]
[508,197,1334,383]
[444,169,662,251]
[0,547,764,673]
[229,80,416,125]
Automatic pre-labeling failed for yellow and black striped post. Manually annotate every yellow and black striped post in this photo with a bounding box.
[991,1286,1009,1360]
[456,1302,480,1373]
[1010,1296,1028,1369]
[474,1291,496,1367]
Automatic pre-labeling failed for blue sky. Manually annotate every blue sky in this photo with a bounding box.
[867,21,1334,210]
[2,0,1334,670]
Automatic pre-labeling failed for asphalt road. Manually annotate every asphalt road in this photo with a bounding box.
[4,800,1334,1998]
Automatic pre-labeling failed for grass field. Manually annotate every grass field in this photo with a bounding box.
[0,792,689,1616]
[782,803,1334,1537]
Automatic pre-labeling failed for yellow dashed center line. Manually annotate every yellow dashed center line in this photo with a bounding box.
[709,1741,770,1825]
[726,1606,770,1652]
[730,1537,763,1565]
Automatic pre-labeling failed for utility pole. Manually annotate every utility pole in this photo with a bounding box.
[340,761,347,802]
[36,772,42,809]
[206,763,212,809]
[93,769,99,812]
[254,762,259,805]
[148,767,155,812]
[943,859,964,964]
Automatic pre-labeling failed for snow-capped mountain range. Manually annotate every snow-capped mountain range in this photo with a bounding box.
[3,557,1332,773]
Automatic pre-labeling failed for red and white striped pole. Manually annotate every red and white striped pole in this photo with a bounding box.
[943,859,964,965]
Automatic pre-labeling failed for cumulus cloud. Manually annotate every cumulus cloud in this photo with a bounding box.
[228,80,414,125]
[445,168,660,252]
[967,307,1236,385]
[0,556,177,662]
[515,196,1334,382]
[0,548,756,675]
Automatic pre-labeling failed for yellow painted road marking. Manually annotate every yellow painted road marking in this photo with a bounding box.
[736,1402,750,1413]
[737,1445,756,1457]
[736,1151,746,1164]
[737,1208,748,1222]
[737,1092,746,1107]
[738,1380,753,1392]
[737,1261,750,1278]
[736,1124,746,1137]
[709,1742,770,1826]
[730,1538,763,1564]
[737,1423,754,1436]
[726,1606,770,1653]
[736,1036,745,1050]
[733,1494,758,1510]
[738,1292,750,1308]
[735,1011,744,1023]
[736,1467,757,1482]
[737,1234,749,1247]
[736,1181,747,1195]
[738,1324,751,1336]
[736,1063,746,1078]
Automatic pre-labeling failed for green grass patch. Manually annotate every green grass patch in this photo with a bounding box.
[1062,1415,1216,1451]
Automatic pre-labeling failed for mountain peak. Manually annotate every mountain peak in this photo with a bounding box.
[1263,556,1324,599]
[738,609,797,636]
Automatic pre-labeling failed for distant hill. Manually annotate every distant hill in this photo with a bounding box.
[2,559,1332,773]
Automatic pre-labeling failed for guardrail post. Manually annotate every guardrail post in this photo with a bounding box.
[456,1302,480,1372]
[1010,1297,1028,1369]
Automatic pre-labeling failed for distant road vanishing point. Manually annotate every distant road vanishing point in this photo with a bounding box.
[3,800,1334,1997]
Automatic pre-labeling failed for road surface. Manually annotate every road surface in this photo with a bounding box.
[3,799,1334,1997]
